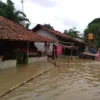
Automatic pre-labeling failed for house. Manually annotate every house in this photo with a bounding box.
[0,16,53,69]
[32,24,87,56]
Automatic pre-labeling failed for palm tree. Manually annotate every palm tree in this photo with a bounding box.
[0,0,30,28]
[0,1,7,17]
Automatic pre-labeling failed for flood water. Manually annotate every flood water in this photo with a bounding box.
[1,58,100,100]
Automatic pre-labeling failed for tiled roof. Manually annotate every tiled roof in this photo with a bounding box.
[0,16,52,42]
[32,24,86,44]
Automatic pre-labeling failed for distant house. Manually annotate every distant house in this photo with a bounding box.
[0,16,52,68]
[32,24,87,56]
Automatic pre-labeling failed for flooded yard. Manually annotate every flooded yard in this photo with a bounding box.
[0,58,100,100]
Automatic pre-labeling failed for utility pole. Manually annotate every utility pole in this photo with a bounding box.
[21,0,24,12]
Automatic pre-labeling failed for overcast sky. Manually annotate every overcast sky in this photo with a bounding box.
[2,0,100,33]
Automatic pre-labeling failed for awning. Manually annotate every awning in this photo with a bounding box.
[59,44,78,50]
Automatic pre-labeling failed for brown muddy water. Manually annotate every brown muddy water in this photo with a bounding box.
[0,58,100,100]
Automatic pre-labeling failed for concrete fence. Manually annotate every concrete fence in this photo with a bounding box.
[28,56,47,64]
[0,60,17,69]
[0,56,48,69]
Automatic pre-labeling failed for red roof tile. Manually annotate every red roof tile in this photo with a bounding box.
[0,16,53,42]
[32,24,86,44]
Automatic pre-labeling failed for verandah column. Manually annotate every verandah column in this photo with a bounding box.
[45,42,47,56]
[26,41,29,64]
[71,49,73,57]
[77,48,79,56]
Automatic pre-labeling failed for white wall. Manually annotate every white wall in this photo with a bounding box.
[28,56,47,64]
[0,60,16,69]
[34,42,53,56]
[36,28,58,41]
[34,28,58,56]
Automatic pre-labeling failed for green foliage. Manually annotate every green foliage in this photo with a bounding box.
[89,18,100,26]
[0,0,30,28]
[0,1,7,17]
[64,27,80,38]
[43,24,54,30]
[84,18,100,48]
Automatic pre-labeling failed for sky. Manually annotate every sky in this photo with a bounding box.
[2,0,100,33]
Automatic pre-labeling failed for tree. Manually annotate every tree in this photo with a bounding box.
[89,18,100,26]
[43,24,54,30]
[0,1,7,17]
[84,18,100,48]
[64,27,80,38]
[84,23,100,48]
[0,0,30,28]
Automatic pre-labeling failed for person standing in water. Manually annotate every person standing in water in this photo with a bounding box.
[91,47,95,54]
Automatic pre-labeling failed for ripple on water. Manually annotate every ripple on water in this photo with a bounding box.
[1,59,100,100]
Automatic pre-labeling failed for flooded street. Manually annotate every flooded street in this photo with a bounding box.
[0,60,54,95]
[1,58,100,100]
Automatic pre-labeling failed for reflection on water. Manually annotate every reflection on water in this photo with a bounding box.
[1,58,100,100]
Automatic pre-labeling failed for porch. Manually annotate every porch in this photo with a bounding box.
[0,40,48,69]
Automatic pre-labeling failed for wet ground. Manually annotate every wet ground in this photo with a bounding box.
[0,58,100,100]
